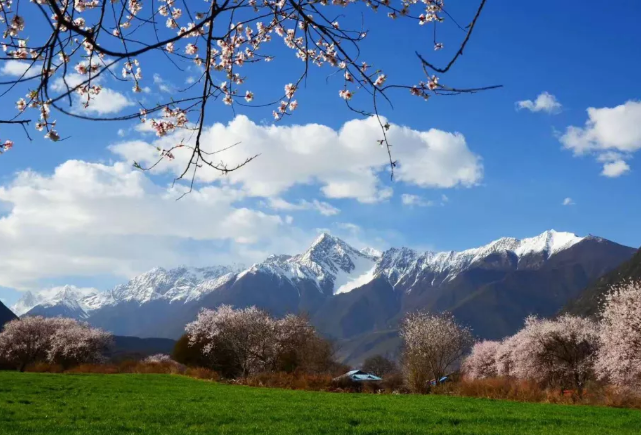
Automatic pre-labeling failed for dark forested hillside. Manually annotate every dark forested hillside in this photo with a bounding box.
[563,247,641,317]
[0,302,17,330]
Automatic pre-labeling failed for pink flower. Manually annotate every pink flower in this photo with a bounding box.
[284,83,296,99]
[245,91,254,102]
[74,63,88,74]
[185,43,198,55]
[427,75,439,90]
[374,74,386,87]
[339,89,353,100]
[289,101,298,111]
[3,140,14,151]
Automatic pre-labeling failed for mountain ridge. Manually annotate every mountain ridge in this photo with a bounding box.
[13,230,635,364]
[0,301,17,329]
[562,246,641,317]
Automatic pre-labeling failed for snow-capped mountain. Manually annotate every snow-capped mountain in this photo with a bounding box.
[14,266,244,319]
[376,230,587,290]
[14,229,635,364]
[12,286,100,317]
[237,233,378,295]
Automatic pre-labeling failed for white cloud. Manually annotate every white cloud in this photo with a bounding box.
[266,198,340,216]
[562,197,575,206]
[516,92,562,113]
[0,60,39,77]
[0,160,308,289]
[51,73,133,115]
[401,194,434,207]
[153,73,173,93]
[110,115,483,203]
[336,222,361,234]
[560,100,641,177]
[601,160,630,178]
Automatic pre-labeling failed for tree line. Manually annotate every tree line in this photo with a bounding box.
[463,282,641,395]
[2,282,639,397]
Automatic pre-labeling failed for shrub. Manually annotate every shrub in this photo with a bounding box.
[362,355,398,378]
[185,367,221,381]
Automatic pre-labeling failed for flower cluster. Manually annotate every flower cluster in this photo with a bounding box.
[0,0,461,156]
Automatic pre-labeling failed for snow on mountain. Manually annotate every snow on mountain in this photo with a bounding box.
[12,286,100,316]
[14,266,244,317]
[15,230,587,316]
[360,247,383,258]
[377,230,586,288]
[237,233,379,294]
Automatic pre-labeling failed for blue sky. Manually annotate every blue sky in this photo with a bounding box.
[1,0,640,306]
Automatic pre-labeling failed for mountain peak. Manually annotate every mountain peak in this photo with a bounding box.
[515,229,584,257]
[309,232,339,248]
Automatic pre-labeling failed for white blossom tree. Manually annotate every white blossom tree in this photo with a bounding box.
[0,316,58,371]
[185,306,332,376]
[503,315,599,394]
[186,305,278,376]
[462,339,499,380]
[0,316,112,370]
[400,311,473,392]
[0,0,498,187]
[47,318,113,368]
[595,282,641,388]
[495,334,519,378]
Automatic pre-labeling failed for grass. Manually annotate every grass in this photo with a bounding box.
[0,372,640,434]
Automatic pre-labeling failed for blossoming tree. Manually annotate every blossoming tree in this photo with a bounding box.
[0,0,497,184]
[185,305,333,377]
[595,282,641,388]
[498,315,599,395]
[462,339,499,380]
[400,311,473,392]
[0,316,112,370]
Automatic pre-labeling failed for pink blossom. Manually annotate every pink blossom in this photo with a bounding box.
[595,282,641,388]
[463,340,500,380]
[284,83,296,99]
[339,89,352,100]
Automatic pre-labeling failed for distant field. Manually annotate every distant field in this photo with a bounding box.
[1,373,640,434]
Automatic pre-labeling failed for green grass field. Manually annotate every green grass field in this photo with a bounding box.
[1,373,640,434]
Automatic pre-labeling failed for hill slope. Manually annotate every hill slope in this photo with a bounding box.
[0,301,17,330]
[563,247,641,317]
